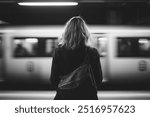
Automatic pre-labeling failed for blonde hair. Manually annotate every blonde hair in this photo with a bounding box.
[59,16,90,49]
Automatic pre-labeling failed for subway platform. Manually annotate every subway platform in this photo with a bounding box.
[0,91,150,100]
[0,81,150,100]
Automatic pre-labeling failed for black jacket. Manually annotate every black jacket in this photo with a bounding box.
[50,45,103,100]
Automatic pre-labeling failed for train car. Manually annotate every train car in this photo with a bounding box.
[90,26,150,83]
[0,26,63,84]
[0,25,150,84]
[106,27,150,83]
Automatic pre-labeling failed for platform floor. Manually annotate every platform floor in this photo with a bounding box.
[0,91,150,100]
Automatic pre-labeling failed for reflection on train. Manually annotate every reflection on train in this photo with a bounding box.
[0,26,150,84]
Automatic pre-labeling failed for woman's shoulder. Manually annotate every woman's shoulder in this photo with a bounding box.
[54,45,65,53]
[86,46,100,57]
[53,45,68,57]
[54,45,99,56]
[53,46,63,57]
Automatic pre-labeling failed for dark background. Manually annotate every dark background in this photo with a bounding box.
[0,0,150,25]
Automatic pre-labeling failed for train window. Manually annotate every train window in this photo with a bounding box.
[117,37,150,57]
[139,38,150,57]
[97,37,107,57]
[13,37,58,57]
[90,34,107,57]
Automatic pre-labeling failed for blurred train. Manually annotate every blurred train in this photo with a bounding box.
[0,25,150,84]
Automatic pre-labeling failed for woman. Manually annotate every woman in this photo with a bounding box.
[50,16,103,100]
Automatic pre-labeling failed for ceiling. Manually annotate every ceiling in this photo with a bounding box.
[0,0,148,3]
[0,0,150,25]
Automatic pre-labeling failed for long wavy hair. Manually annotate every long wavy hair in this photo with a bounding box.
[59,16,90,50]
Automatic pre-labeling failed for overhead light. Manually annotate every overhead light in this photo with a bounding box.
[18,2,78,6]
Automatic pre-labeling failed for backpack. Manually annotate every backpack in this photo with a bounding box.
[56,48,97,99]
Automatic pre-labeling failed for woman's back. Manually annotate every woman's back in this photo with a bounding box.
[50,16,103,100]
[56,46,86,76]
[50,45,103,99]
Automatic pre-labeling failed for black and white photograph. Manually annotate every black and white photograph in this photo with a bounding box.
[0,0,150,101]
